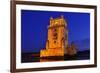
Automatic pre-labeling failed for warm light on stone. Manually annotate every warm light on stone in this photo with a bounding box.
[40,15,77,58]
[40,15,68,57]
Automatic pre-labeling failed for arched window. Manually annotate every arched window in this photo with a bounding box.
[61,38,65,46]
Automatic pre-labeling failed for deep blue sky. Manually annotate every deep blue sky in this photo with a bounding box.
[21,10,90,53]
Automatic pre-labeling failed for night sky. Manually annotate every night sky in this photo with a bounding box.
[21,10,90,53]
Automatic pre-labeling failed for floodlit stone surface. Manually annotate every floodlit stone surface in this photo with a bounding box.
[40,15,76,57]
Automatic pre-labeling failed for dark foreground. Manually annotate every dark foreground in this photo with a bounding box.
[21,50,90,63]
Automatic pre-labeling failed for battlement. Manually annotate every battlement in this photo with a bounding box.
[40,15,76,58]
[49,15,67,28]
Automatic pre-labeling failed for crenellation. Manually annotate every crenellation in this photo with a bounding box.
[40,15,77,57]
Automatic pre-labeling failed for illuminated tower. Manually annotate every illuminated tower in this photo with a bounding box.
[40,15,68,57]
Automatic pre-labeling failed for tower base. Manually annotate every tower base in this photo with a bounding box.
[40,48,64,57]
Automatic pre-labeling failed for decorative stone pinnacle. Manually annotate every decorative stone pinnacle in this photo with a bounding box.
[61,15,64,18]
[50,17,53,20]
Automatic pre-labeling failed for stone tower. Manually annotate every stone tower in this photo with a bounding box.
[40,15,68,57]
